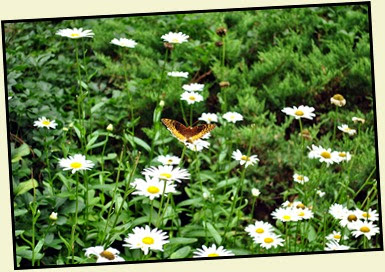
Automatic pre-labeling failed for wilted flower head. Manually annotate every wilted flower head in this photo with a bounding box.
[330,94,346,107]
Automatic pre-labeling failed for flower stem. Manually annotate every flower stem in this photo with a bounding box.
[71,173,80,264]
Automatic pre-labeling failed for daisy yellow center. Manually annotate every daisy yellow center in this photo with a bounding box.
[70,33,80,37]
[189,96,196,101]
[333,94,344,101]
[362,212,370,218]
[70,162,82,169]
[298,211,305,216]
[296,203,306,209]
[167,159,173,164]
[295,110,304,116]
[255,228,264,234]
[208,253,219,257]
[142,237,155,245]
[347,214,358,222]
[264,237,274,244]
[147,186,160,194]
[360,226,370,233]
[100,250,115,260]
[42,120,51,125]
[171,38,180,43]
[339,153,346,157]
[297,175,304,181]
[321,151,331,159]
[334,234,341,239]
[283,215,291,220]
[241,155,250,161]
[160,173,172,179]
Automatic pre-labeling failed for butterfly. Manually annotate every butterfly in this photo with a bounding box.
[161,118,215,143]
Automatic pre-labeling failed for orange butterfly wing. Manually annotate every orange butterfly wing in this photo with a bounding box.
[161,118,215,143]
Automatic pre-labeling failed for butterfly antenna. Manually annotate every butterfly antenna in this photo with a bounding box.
[192,120,200,126]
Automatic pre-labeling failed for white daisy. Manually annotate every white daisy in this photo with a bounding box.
[355,208,379,222]
[123,225,169,255]
[245,221,274,238]
[185,139,210,152]
[161,32,189,44]
[84,246,125,263]
[336,151,352,162]
[251,188,261,197]
[223,112,243,123]
[232,149,259,168]
[58,154,95,174]
[182,83,205,92]
[293,173,309,185]
[338,124,356,136]
[281,105,316,120]
[254,233,284,249]
[324,240,350,251]
[339,210,361,229]
[56,28,94,39]
[142,165,190,183]
[271,207,299,222]
[316,190,326,197]
[352,117,365,124]
[351,220,380,239]
[329,203,349,220]
[33,116,58,129]
[167,71,189,78]
[193,244,234,258]
[110,38,137,48]
[180,91,204,105]
[295,207,314,220]
[131,176,177,200]
[330,94,346,107]
[157,154,181,165]
[326,231,348,242]
[198,113,218,124]
[308,145,340,166]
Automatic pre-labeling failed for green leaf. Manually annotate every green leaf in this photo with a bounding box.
[169,237,198,245]
[206,222,222,245]
[14,179,38,196]
[307,224,317,242]
[170,246,191,259]
[12,143,30,162]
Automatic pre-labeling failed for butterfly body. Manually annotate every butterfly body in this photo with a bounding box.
[161,118,215,143]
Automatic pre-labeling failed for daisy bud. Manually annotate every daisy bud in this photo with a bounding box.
[216,27,227,37]
[163,42,174,50]
[106,124,114,131]
[215,41,223,47]
[252,188,260,197]
[49,212,58,221]
[219,81,230,88]
[62,127,69,131]
[159,100,165,107]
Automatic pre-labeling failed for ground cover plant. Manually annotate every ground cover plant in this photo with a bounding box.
[3,3,382,268]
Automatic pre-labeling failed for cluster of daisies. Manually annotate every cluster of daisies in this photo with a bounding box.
[245,221,284,249]
[329,204,380,240]
[272,201,314,222]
